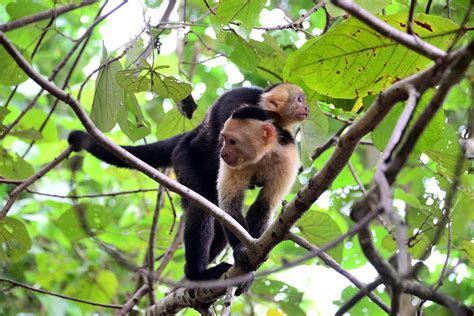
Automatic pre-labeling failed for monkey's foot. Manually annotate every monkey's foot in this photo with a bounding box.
[233,244,253,273]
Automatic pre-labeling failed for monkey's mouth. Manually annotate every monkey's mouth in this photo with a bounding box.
[221,156,239,167]
[296,111,309,120]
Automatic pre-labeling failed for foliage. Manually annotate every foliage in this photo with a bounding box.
[0,0,472,315]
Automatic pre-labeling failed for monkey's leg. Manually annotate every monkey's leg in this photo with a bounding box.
[183,202,232,280]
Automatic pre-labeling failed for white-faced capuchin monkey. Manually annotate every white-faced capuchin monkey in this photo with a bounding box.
[217,106,300,271]
[68,83,309,284]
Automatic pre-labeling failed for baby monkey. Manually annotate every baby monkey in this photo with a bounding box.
[217,106,300,271]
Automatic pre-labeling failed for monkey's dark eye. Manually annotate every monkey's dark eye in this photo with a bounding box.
[297,96,303,103]
[229,139,236,145]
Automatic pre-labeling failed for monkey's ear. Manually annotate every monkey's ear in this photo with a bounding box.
[261,123,276,145]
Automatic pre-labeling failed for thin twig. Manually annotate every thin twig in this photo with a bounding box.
[0,178,22,185]
[407,0,417,34]
[288,232,390,314]
[26,188,159,199]
[348,160,367,195]
[0,277,122,309]
[1,146,74,219]
[147,187,165,305]
[336,278,384,315]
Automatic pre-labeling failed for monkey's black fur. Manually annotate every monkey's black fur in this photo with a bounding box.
[68,85,283,282]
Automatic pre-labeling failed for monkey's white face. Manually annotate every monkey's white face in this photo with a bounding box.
[220,119,275,169]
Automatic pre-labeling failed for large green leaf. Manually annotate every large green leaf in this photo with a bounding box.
[210,0,266,35]
[297,210,344,263]
[0,46,29,86]
[284,13,458,99]
[0,217,32,263]
[0,148,34,179]
[90,47,124,132]
[56,204,112,241]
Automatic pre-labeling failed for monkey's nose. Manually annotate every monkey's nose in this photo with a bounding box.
[221,152,228,160]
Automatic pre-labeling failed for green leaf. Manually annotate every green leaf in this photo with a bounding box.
[297,210,344,263]
[0,217,32,263]
[334,285,390,315]
[463,241,474,265]
[228,33,258,72]
[210,0,266,35]
[394,188,422,208]
[381,234,397,252]
[117,93,151,141]
[426,125,465,175]
[252,279,305,316]
[154,101,206,140]
[56,204,112,241]
[10,128,43,140]
[16,108,58,142]
[383,232,431,259]
[300,103,329,166]
[284,13,458,99]
[371,91,445,153]
[90,47,124,132]
[408,233,431,259]
[0,46,29,86]
[116,67,192,102]
[5,0,48,48]
[0,148,34,179]
[151,69,193,101]
[65,270,118,309]
[326,0,390,17]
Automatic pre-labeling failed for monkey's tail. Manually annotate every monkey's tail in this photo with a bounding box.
[68,130,183,168]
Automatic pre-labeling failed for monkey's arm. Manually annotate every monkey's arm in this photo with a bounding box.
[68,130,182,168]
[217,167,253,271]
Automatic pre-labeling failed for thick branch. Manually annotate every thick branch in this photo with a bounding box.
[0,0,98,32]
[0,32,255,250]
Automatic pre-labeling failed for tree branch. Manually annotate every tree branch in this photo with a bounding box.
[0,0,98,32]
